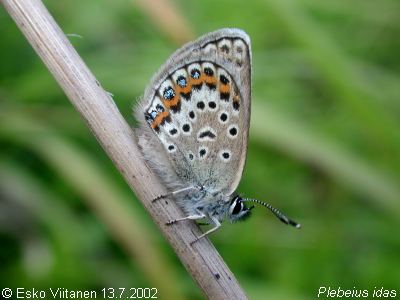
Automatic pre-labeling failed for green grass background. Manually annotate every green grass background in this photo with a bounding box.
[1,0,399,299]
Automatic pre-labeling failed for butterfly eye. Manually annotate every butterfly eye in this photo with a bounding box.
[228,196,252,223]
[232,201,243,215]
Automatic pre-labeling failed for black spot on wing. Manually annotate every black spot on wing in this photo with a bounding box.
[198,130,216,139]
[197,101,205,110]
[220,92,230,101]
[169,128,178,136]
[206,83,216,90]
[192,83,203,90]
[181,92,191,100]
[199,148,207,157]
[229,127,238,136]
[156,104,165,111]
[204,67,214,76]
[220,113,228,122]
[222,152,230,159]
[191,68,201,79]
[170,101,181,113]
[220,74,229,85]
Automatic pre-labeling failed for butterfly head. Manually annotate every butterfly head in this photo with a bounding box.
[228,195,254,223]
[229,195,302,228]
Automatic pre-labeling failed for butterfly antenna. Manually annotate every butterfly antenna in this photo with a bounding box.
[241,198,301,229]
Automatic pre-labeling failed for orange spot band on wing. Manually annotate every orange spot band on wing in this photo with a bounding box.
[205,76,217,85]
[162,92,180,109]
[219,83,231,94]
[177,84,191,94]
[151,111,169,129]
[190,74,205,86]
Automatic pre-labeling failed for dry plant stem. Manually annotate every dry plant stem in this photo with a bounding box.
[1,0,248,299]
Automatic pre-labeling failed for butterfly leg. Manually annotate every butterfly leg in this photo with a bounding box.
[191,216,221,244]
[166,212,206,225]
[152,185,204,202]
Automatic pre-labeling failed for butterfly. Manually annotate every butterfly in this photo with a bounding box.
[134,28,300,243]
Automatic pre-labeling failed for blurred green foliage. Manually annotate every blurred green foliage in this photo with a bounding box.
[1,0,399,299]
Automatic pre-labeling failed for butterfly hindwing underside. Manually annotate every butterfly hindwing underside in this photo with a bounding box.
[135,29,251,200]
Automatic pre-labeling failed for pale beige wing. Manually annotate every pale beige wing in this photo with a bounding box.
[135,28,251,196]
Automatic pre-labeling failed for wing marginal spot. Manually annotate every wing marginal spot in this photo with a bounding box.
[219,74,230,101]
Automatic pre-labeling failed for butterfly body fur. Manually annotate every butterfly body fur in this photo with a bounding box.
[134,28,252,228]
